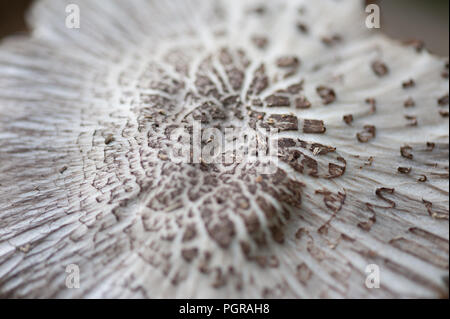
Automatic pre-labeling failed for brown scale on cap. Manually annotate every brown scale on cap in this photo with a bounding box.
[401,145,414,160]
[0,0,448,300]
[247,64,269,97]
[357,125,376,143]
[321,34,342,47]
[104,134,114,145]
[297,22,309,34]
[303,119,326,134]
[405,115,418,127]
[438,94,449,106]
[286,81,304,94]
[295,96,311,109]
[418,175,428,183]
[251,35,269,49]
[343,114,354,125]
[426,142,436,151]
[182,248,199,262]
[439,110,450,118]
[276,56,300,68]
[372,60,389,77]
[316,86,336,104]
[365,98,377,113]
[265,95,291,107]
[376,188,396,208]
[315,189,346,214]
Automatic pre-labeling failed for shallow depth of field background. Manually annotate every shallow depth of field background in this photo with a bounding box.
[0,0,449,56]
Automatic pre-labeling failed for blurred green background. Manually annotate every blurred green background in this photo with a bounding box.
[0,0,448,56]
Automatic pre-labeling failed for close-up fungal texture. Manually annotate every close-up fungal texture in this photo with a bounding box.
[0,0,448,299]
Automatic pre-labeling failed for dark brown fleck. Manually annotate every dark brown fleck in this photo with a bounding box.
[315,189,346,213]
[343,114,353,125]
[422,200,448,219]
[402,79,415,89]
[252,98,263,107]
[181,248,199,262]
[295,228,309,240]
[439,110,449,118]
[297,22,309,34]
[182,224,197,242]
[442,62,449,79]
[316,86,336,105]
[438,94,449,106]
[240,241,251,257]
[310,143,336,155]
[321,34,342,47]
[426,142,436,151]
[212,268,227,288]
[248,64,269,96]
[405,115,418,127]
[418,175,428,182]
[400,146,413,160]
[303,119,326,134]
[295,96,311,109]
[296,263,312,284]
[270,226,285,244]
[376,187,396,208]
[265,95,291,107]
[208,217,236,248]
[276,56,300,68]
[365,156,374,167]
[278,138,296,148]
[403,39,425,52]
[105,134,114,145]
[365,98,377,113]
[252,36,268,49]
[287,82,304,94]
[252,6,266,15]
[328,161,346,178]
[358,221,373,232]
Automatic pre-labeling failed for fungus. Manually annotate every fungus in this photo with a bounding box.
[0,0,448,299]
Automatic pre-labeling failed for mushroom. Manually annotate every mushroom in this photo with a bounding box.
[0,0,448,298]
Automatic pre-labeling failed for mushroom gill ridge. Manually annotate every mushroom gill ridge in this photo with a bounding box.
[0,0,448,298]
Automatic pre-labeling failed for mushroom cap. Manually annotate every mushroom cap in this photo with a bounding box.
[0,0,448,298]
